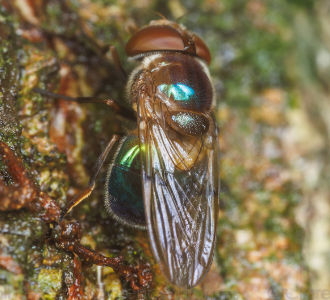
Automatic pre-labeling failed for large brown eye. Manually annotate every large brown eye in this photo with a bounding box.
[126,25,212,65]
[126,26,184,56]
[194,35,211,65]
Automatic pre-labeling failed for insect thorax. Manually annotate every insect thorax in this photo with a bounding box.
[127,53,215,138]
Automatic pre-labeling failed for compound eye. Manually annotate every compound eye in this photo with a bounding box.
[126,25,212,65]
[193,35,211,65]
[126,25,184,56]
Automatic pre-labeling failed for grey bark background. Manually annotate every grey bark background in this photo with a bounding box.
[0,0,329,299]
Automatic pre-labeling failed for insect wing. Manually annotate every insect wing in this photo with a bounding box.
[138,106,219,288]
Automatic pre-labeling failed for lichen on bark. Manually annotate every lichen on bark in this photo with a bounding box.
[2,0,327,299]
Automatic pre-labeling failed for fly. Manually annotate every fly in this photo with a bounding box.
[34,18,219,289]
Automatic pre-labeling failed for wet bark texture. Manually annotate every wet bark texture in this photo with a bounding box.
[0,0,328,299]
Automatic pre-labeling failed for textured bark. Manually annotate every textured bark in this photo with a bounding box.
[2,0,326,299]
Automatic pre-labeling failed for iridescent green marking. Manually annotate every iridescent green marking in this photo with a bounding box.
[120,145,139,168]
[159,83,195,101]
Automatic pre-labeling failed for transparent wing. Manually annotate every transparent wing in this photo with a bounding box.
[138,105,219,288]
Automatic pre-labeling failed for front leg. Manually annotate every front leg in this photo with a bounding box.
[109,45,128,82]
[32,87,136,121]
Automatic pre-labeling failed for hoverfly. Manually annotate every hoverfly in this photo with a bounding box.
[38,18,219,289]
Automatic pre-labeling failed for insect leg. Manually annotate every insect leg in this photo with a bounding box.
[61,134,120,219]
[109,45,128,82]
[33,87,136,121]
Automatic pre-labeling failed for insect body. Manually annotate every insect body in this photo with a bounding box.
[34,18,219,290]
[105,20,220,288]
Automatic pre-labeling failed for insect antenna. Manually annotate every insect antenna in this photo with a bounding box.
[152,10,167,20]
[174,12,190,23]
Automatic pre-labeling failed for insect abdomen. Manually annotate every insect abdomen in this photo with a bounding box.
[105,134,146,229]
